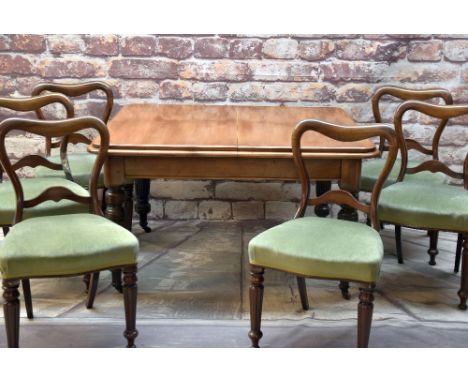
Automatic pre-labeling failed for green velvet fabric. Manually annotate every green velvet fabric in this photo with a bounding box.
[248,217,384,283]
[0,178,90,226]
[35,153,104,189]
[360,158,446,192]
[378,182,468,232]
[0,213,139,279]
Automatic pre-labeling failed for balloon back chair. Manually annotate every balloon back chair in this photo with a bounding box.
[248,120,397,347]
[378,100,468,311]
[361,86,457,267]
[0,116,139,347]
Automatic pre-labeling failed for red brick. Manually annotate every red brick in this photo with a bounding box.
[15,76,42,95]
[229,82,264,101]
[387,63,459,83]
[336,84,372,102]
[159,80,193,100]
[264,82,334,102]
[444,40,468,62]
[10,34,45,52]
[120,80,159,98]
[179,61,251,81]
[40,59,98,78]
[336,40,406,61]
[0,35,10,51]
[301,83,335,102]
[320,61,388,83]
[194,38,229,58]
[298,40,335,61]
[157,37,193,59]
[121,36,156,56]
[0,55,33,75]
[229,39,263,59]
[249,61,319,82]
[110,59,178,79]
[408,41,443,62]
[193,82,228,101]
[48,35,84,54]
[0,76,15,95]
[85,35,119,56]
[263,38,298,59]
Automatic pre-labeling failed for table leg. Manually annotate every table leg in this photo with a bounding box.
[135,179,152,233]
[105,186,126,293]
[123,183,134,232]
[314,181,331,217]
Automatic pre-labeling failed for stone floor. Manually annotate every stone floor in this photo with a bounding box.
[1,219,467,347]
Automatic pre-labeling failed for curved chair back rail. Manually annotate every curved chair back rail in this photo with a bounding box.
[0,116,109,223]
[0,94,75,181]
[371,85,453,153]
[292,120,397,230]
[31,81,114,155]
[393,101,468,188]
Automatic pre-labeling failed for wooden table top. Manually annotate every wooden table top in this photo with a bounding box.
[90,104,378,158]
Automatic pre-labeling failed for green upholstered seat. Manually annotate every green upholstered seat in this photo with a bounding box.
[0,213,139,279]
[360,158,447,192]
[248,217,384,283]
[0,177,90,226]
[35,153,104,189]
[378,182,468,232]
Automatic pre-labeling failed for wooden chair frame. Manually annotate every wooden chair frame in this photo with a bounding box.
[382,100,468,310]
[370,85,460,268]
[0,116,137,347]
[0,94,75,320]
[249,120,397,348]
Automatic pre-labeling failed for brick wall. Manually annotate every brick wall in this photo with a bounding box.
[1,34,467,220]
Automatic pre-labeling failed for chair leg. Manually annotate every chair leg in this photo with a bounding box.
[2,226,9,236]
[357,284,375,348]
[339,281,351,300]
[123,266,138,348]
[457,236,468,310]
[21,279,33,319]
[112,270,123,293]
[86,272,100,309]
[248,266,264,348]
[395,225,403,264]
[83,273,91,293]
[2,279,20,348]
[296,276,309,311]
[454,233,463,273]
[428,230,439,266]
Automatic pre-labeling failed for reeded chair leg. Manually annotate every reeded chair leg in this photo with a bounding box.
[249,266,264,348]
[123,266,138,348]
[21,279,33,319]
[86,272,100,309]
[457,236,468,310]
[2,279,20,348]
[428,230,439,266]
[395,225,403,264]
[454,233,463,273]
[357,284,375,348]
[296,276,309,310]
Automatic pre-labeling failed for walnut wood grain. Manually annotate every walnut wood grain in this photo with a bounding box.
[90,104,377,156]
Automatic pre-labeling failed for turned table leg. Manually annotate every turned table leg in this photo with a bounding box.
[135,179,152,233]
[105,186,126,293]
[314,181,331,217]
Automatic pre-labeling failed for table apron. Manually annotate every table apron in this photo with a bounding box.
[104,156,361,187]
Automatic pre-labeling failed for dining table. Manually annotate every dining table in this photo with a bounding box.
[89,103,379,293]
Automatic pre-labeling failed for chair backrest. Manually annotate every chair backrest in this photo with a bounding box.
[393,100,468,189]
[292,120,397,230]
[0,116,109,224]
[0,94,75,181]
[32,81,114,155]
[371,85,453,153]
